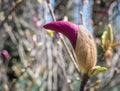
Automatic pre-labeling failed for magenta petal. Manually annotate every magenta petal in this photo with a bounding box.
[43,21,78,48]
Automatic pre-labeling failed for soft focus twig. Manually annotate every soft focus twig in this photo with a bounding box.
[46,0,80,73]
[0,0,23,28]
[9,61,32,90]
[4,23,17,45]
[80,12,84,25]
[100,51,120,91]
[46,38,53,91]
[101,70,117,91]
[45,1,82,91]
[46,1,78,90]
[46,0,56,21]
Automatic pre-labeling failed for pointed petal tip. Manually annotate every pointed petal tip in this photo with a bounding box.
[43,23,50,29]
[43,21,61,31]
[43,23,49,29]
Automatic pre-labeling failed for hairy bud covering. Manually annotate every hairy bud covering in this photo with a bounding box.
[75,26,97,73]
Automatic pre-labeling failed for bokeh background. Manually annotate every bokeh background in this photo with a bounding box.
[0,0,120,91]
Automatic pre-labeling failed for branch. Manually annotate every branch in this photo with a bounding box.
[46,0,81,90]
[79,74,89,91]
[46,0,80,73]
[101,70,117,91]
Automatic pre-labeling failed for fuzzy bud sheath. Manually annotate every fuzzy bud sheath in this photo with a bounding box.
[43,21,97,74]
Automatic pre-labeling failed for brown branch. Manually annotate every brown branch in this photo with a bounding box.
[79,74,89,91]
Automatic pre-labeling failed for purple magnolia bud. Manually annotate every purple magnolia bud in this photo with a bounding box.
[2,50,10,60]
[31,16,38,22]
[43,21,97,73]
[43,21,78,48]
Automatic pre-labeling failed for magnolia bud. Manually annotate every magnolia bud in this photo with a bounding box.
[44,21,97,73]
[75,26,97,73]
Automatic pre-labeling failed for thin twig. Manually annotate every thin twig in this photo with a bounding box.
[46,1,80,90]
[80,12,84,25]
[47,3,56,21]
[46,0,79,73]
[99,51,120,91]
[101,70,117,91]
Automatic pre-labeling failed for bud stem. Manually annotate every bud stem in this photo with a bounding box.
[80,74,89,91]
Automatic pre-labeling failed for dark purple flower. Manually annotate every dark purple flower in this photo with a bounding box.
[43,21,79,48]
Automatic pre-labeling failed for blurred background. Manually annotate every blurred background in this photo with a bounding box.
[0,0,120,91]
